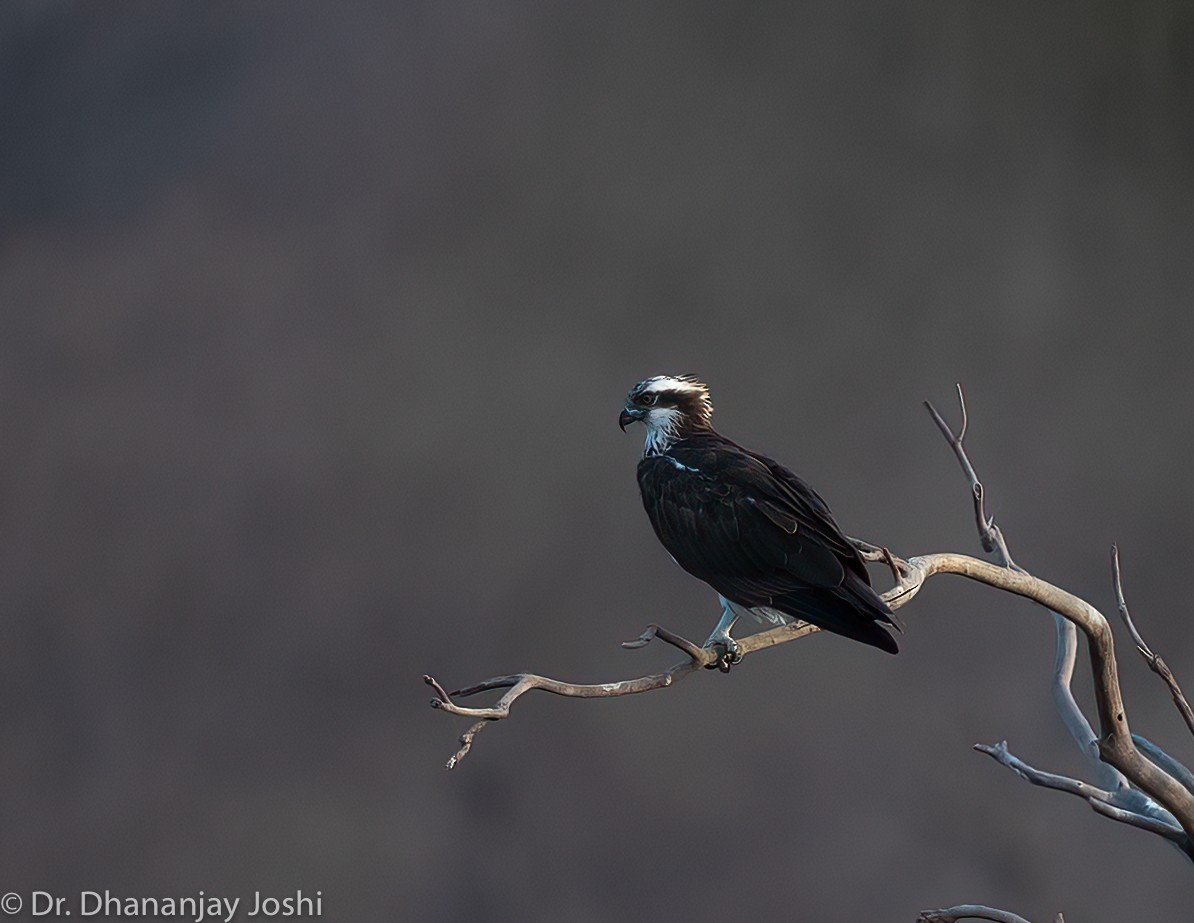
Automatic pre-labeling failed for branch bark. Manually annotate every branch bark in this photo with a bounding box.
[916,905,1035,923]
[428,543,1194,842]
[425,620,821,768]
[894,552,1194,840]
[426,387,1194,852]
[1111,546,1194,738]
[923,387,1194,857]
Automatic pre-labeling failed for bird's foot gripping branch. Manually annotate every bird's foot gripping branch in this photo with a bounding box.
[425,386,1194,870]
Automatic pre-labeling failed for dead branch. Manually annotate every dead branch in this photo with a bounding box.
[426,388,1194,852]
[922,388,1194,858]
[1111,545,1194,737]
[974,739,1183,842]
[978,612,1190,854]
[893,551,1194,842]
[1047,615,1124,790]
[1134,734,1194,797]
[924,384,1016,568]
[916,905,1035,923]
[425,620,821,768]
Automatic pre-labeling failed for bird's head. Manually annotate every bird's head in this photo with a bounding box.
[620,375,714,455]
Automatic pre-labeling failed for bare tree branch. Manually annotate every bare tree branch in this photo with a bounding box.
[1088,798,1187,838]
[424,620,820,768]
[975,738,1119,804]
[429,542,1194,846]
[924,384,1017,568]
[889,551,1194,842]
[1048,614,1125,790]
[427,388,1194,854]
[1132,734,1194,798]
[974,739,1183,841]
[916,905,1035,923]
[1111,545,1194,738]
[425,545,918,769]
[924,386,1194,858]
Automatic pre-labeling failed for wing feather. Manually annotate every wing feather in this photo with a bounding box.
[636,434,896,652]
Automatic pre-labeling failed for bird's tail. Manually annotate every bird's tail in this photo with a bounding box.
[773,573,900,654]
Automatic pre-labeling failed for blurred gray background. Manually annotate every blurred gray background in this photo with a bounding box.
[3,2,1193,920]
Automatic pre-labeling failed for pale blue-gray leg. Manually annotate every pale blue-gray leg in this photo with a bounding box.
[704,597,743,668]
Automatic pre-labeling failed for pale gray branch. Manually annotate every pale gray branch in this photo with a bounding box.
[1049,613,1127,791]
[896,551,1194,844]
[924,385,1016,568]
[976,739,1183,841]
[1112,546,1194,738]
[924,387,1194,855]
[916,905,1035,923]
[1088,798,1186,838]
[975,739,1117,803]
[1133,734,1194,799]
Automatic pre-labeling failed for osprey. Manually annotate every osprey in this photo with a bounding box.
[620,375,898,664]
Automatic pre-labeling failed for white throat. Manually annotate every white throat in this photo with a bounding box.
[642,407,683,456]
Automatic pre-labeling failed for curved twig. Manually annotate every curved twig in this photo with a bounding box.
[916,905,1035,923]
[925,385,1016,568]
[425,620,822,768]
[1112,546,1194,738]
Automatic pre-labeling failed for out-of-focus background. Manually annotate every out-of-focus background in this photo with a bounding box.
[3,3,1193,920]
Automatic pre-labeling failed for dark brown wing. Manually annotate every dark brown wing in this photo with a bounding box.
[636,434,897,653]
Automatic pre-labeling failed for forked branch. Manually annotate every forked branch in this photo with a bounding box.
[926,387,1194,859]
[426,619,822,767]
[426,389,1194,853]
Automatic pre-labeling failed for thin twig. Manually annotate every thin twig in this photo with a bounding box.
[1111,546,1194,737]
[446,721,488,770]
[916,905,1034,923]
[425,619,825,768]
[427,550,923,769]
[975,740,1184,842]
[975,739,1118,803]
[924,385,1017,569]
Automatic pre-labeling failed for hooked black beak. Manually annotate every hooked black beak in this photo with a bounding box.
[619,408,640,431]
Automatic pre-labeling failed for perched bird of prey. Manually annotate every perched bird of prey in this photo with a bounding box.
[620,375,898,665]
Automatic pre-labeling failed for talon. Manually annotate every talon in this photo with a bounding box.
[703,600,743,671]
[703,638,742,672]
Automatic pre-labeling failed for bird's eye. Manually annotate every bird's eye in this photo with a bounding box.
[640,393,657,406]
